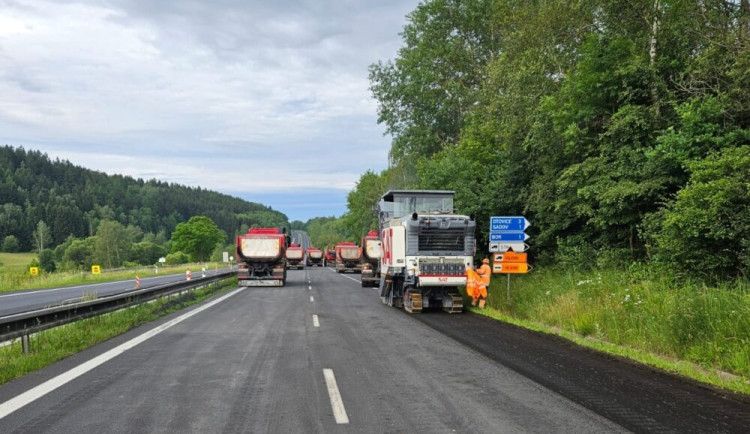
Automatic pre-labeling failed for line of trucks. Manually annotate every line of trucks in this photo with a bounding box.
[235,190,476,313]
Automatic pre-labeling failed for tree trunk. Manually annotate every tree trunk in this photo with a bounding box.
[649,0,661,66]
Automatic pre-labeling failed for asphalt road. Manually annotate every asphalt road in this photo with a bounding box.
[0,266,629,433]
[0,267,231,318]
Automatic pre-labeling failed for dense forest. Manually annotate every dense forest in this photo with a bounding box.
[341,0,748,279]
[0,146,289,253]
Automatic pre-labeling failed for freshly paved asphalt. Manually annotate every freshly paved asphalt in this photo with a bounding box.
[0,268,231,318]
[0,266,627,433]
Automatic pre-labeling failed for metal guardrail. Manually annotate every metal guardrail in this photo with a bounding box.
[0,271,236,352]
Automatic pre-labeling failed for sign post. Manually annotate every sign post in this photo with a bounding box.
[489,216,532,302]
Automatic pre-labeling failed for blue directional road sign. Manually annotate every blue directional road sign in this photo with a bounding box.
[490,216,531,232]
[490,232,529,242]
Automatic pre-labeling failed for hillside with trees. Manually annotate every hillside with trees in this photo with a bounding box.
[351,0,749,279]
[0,146,289,254]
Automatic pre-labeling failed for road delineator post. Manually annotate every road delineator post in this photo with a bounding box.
[135,276,141,290]
[21,332,30,354]
[186,270,192,281]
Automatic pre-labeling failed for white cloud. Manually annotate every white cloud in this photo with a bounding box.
[0,0,417,201]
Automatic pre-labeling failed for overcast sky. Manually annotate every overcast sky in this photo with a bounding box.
[0,0,419,221]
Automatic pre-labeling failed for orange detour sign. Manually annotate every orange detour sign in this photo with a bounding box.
[29,267,39,276]
[91,265,101,275]
[493,252,527,263]
[492,262,531,274]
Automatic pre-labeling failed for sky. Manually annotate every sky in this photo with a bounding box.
[0,0,420,221]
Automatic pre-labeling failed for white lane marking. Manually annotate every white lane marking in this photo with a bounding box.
[313,314,320,327]
[323,369,350,424]
[0,287,245,420]
[310,296,314,302]
[339,274,360,284]
[308,285,312,290]
[0,270,221,299]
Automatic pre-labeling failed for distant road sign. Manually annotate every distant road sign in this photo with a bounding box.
[493,252,527,263]
[29,267,39,276]
[492,263,531,274]
[489,242,528,253]
[490,232,529,242]
[490,216,531,232]
[91,265,101,275]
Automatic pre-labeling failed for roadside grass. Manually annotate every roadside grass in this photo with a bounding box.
[0,277,237,386]
[0,262,227,294]
[474,265,750,395]
[0,252,37,273]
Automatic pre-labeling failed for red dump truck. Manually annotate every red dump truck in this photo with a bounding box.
[236,227,289,286]
[306,247,324,267]
[324,244,336,267]
[360,230,382,287]
[285,244,304,270]
[335,242,362,273]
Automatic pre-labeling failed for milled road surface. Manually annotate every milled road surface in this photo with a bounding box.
[0,267,627,433]
[0,268,231,318]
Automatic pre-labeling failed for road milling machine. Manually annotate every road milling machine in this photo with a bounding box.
[378,190,475,313]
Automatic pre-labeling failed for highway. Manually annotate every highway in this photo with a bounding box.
[0,229,305,319]
[0,267,232,318]
[2,263,748,432]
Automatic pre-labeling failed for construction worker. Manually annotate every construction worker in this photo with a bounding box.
[475,258,491,309]
[465,265,480,307]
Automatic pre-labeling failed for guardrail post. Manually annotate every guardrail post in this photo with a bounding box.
[21,332,30,354]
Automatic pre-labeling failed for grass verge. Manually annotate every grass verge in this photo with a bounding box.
[473,265,750,396]
[0,276,237,386]
[0,262,227,294]
[0,253,37,273]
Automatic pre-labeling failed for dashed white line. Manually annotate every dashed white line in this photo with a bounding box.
[0,287,245,420]
[323,369,350,424]
[308,285,312,291]
[310,296,314,302]
[313,314,320,327]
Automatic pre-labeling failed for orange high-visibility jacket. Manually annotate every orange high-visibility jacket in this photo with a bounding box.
[466,268,481,298]
[477,264,491,286]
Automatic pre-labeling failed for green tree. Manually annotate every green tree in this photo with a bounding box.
[171,216,225,262]
[650,146,750,277]
[369,0,500,163]
[94,220,133,268]
[63,237,96,270]
[343,170,388,240]
[39,248,56,273]
[1,235,19,252]
[131,241,167,265]
[165,251,190,265]
[32,220,52,253]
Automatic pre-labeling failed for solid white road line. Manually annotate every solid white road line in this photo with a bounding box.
[0,287,245,420]
[0,272,201,299]
[310,296,314,302]
[313,314,320,327]
[339,274,361,283]
[323,369,349,424]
